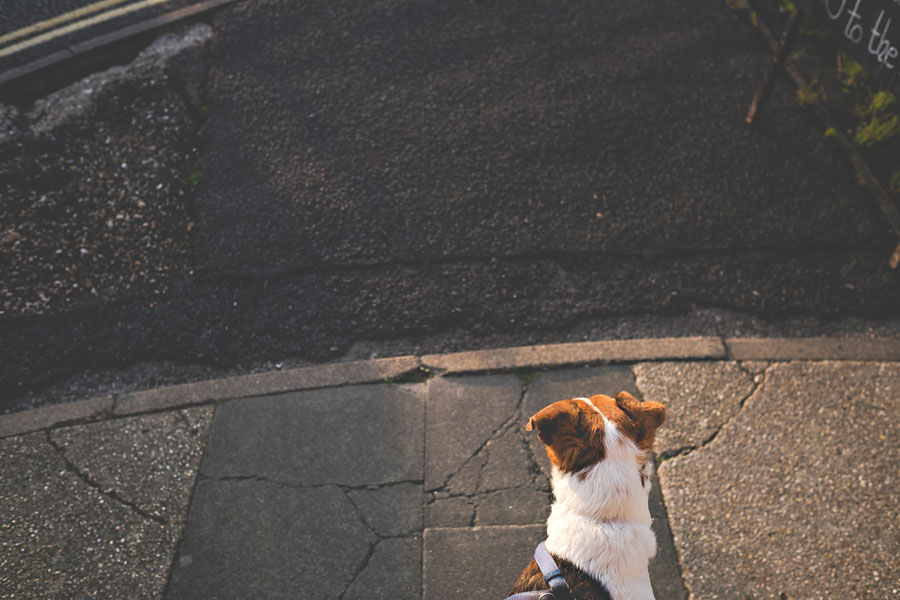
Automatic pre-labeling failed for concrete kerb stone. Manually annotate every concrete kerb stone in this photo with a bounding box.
[726,336,900,361]
[421,337,727,373]
[0,395,113,438]
[112,355,422,416]
[2,335,898,439]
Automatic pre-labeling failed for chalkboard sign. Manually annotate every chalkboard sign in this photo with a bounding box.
[797,0,900,90]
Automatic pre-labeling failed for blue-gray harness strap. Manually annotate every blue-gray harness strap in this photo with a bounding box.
[504,542,573,600]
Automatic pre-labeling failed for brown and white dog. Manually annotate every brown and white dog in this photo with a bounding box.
[508,392,666,600]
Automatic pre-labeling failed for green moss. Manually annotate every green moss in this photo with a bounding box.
[514,368,541,386]
[838,54,868,88]
[890,170,900,194]
[853,91,900,146]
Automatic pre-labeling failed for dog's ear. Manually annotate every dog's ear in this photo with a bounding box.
[526,401,578,445]
[614,391,666,443]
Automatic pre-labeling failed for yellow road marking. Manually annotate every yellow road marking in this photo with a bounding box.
[0,0,131,47]
[0,0,171,58]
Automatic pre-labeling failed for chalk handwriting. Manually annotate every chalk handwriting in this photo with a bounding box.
[825,0,898,69]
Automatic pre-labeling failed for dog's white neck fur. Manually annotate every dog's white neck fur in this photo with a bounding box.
[544,406,657,600]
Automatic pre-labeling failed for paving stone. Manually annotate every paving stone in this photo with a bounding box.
[634,362,756,456]
[347,482,423,538]
[49,406,212,524]
[0,432,173,599]
[425,375,521,491]
[444,452,488,496]
[522,366,639,478]
[344,536,422,600]
[477,424,538,493]
[476,487,551,526]
[658,362,900,600]
[423,525,546,600]
[425,496,476,527]
[201,383,425,486]
[167,480,376,600]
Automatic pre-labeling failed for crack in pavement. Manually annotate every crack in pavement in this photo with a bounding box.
[429,404,521,495]
[44,430,168,526]
[657,363,774,461]
[209,475,424,491]
[429,383,553,524]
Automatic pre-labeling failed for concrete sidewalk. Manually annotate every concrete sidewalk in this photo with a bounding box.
[1,336,899,599]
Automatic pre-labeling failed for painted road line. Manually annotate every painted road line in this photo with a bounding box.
[0,0,132,47]
[0,0,172,59]
[0,0,239,89]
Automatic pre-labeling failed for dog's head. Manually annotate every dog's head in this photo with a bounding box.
[526,391,665,475]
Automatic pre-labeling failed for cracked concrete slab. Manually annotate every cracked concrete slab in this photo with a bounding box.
[634,361,758,456]
[658,361,900,600]
[346,482,424,538]
[344,536,422,600]
[425,375,522,492]
[200,384,425,486]
[166,481,378,599]
[423,525,546,600]
[425,375,552,527]
[48,407,212,524]
[0,431,176,599]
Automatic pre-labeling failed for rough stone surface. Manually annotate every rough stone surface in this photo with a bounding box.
[634,361,758,456]
[49,406,212,523]
[658,361,900,600]
[347,482,424,538]
[166,481,376,600]
[200,384,425,486]
[423,525,547,600]
[522,366,639,478]
[0,431,175,599]
[344,536,423,600]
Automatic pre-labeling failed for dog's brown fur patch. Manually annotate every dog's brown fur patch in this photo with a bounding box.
[526,399,606,473]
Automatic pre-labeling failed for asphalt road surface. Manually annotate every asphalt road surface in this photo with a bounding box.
[2,0,899,412]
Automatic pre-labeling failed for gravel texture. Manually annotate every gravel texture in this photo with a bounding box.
[0,405,212,599]
[0,24,210,316]
[48,406,213,523]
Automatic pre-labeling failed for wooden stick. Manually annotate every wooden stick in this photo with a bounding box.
[745,9,801,126]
